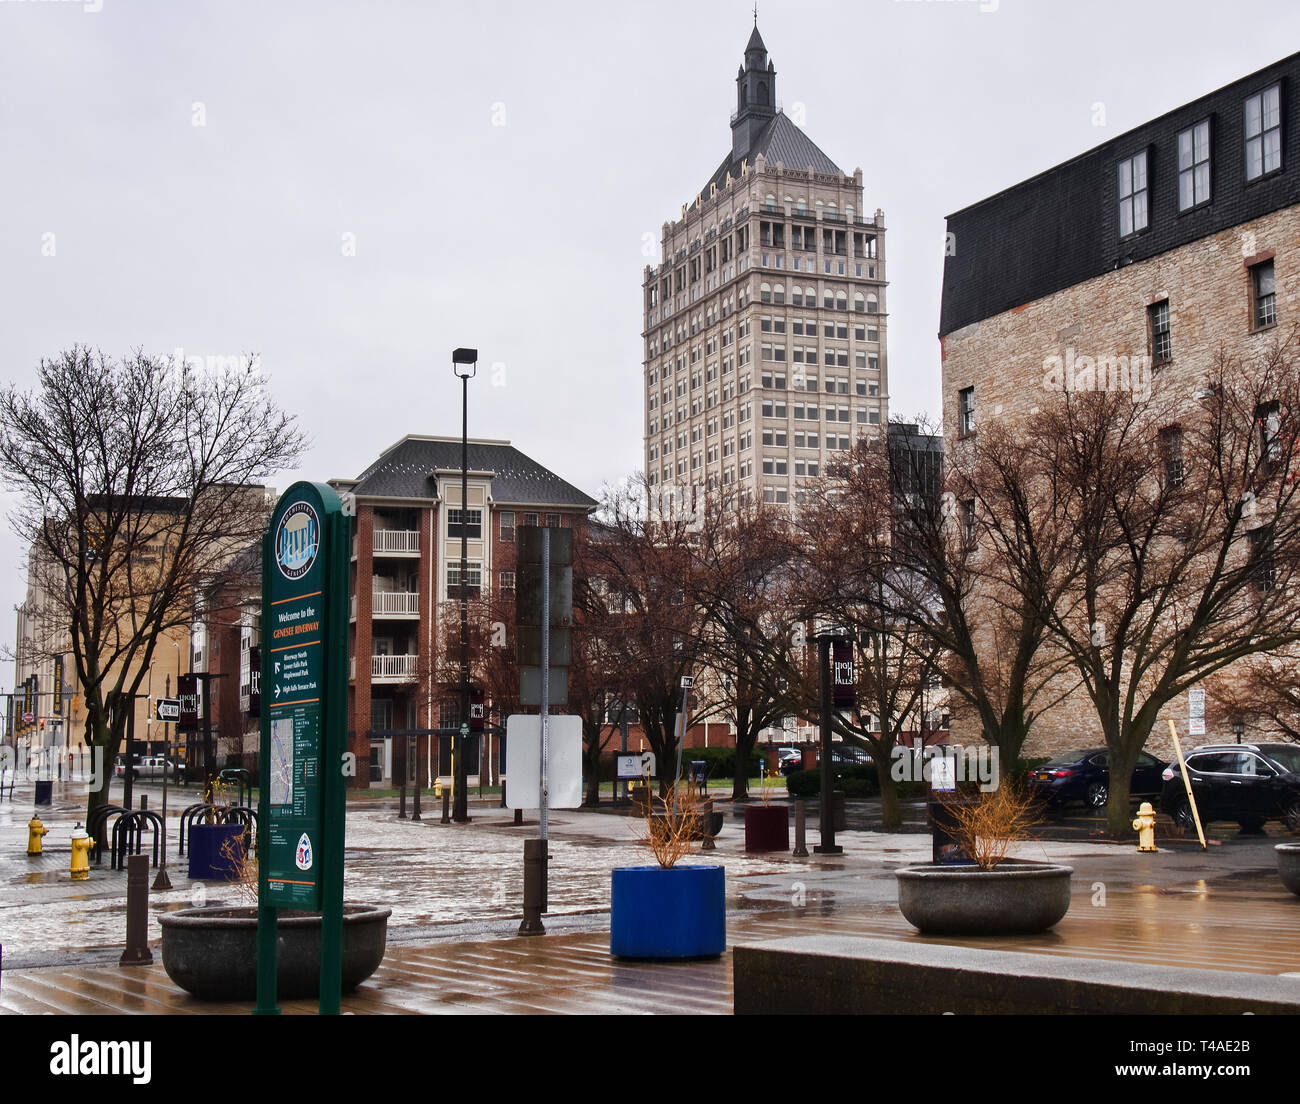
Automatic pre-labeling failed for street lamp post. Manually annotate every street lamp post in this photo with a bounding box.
[451,347,478,823]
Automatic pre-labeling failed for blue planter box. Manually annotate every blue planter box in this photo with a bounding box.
[187,822,247,881]
[610,865,726,959]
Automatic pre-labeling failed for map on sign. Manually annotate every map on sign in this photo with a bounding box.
[270,717,295,806]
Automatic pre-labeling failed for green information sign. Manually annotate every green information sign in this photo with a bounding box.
[257,481,351,1013]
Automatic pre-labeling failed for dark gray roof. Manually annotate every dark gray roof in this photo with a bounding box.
[349,437,597,509]
[702,112,842,198]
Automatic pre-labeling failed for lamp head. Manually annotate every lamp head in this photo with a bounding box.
[452,347,478,379]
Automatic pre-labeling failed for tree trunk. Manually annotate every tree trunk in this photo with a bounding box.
[731,708,754,801]
[1104,735,1145,838]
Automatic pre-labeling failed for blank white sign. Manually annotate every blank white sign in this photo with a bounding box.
[504,714,583,810]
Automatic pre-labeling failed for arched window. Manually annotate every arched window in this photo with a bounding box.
[797,197,807,213]
[823,288,834,309]
[758,80,769,106]
[854,292,866,314]
[806,286,817,303]
[791,288,803,307]
[773,284,786,305]
[867,293,879,314]
[760,282,772,304]
[836,290,847,311]
[765,193,776,210]
[827,203,837,216]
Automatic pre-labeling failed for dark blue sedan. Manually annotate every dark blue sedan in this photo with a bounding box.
[1028,748,1168,809]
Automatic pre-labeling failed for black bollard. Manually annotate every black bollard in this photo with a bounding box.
[119,854,154,966]
[792,798,809,858]
[518,838,547,935]
[441,786,450,824]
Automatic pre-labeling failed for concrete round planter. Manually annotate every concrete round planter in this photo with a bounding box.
[159,904,391,1000]
[895,861,1073,935]
[1276,843,1300,896]
[610,865,726,959]
[743,804,789,852]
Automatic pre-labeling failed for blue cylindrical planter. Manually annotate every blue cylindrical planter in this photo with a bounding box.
[610,865,726,959]
[187,822,247,881]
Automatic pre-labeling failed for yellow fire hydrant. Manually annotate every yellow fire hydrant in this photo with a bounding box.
[1133,801,1158,852]
[27,814,49,855]
[434,778,443,799]
[70,822,94,880]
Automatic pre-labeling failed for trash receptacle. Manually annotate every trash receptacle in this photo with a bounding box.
[689,760,707,795]
[34,780,53,805]
[928,796,974,864]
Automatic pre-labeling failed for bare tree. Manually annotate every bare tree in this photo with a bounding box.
[1002,338,1300,834]
[583,479,719,795]
[690,498,802,800]
[0,348,306,817]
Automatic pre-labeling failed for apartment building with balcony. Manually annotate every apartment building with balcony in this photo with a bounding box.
[329,435,596,787]
[643,23,890,508]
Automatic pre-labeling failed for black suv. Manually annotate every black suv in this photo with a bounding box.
[1159,743,1300,833]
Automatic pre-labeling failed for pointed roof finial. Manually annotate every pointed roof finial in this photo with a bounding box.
[754,3,758,24]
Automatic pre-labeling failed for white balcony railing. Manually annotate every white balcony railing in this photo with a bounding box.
[372,591,419,617]
[374,529,420,554]
[371,654,419,681]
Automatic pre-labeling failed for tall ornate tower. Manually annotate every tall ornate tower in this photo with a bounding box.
[641,25,890,510]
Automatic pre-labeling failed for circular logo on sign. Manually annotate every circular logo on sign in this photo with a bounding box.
[275,501,320,580]
[295,832,313,871]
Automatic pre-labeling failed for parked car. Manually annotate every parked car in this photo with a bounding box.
[1160,743,1300,833]
[1028,748,1169,809]
[113,754,180,781]
[777,748,804,775]
[830,744,873,767]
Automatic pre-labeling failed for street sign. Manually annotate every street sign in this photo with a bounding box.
[616,751,656,780]
[178,674,200,730]
[1188,688,1206,737]
[257,480,351,1016]
[504,714,582,809]
[22,712,34,725]
[833,641,856,709]
[155,698,180,722]
[680,676,695,689]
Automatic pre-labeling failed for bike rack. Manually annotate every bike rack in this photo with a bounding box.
[111,809,163,870]
[88,805,125,864]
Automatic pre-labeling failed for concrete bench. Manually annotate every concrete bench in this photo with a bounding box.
[733,935,1300,1014]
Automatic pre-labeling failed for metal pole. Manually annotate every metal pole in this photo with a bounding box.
[153,716,173,890]
[814,636,842,855]
[123,697,135,811]
[455,372,469,822]
[412,735,422,821]
[540,526,550,845]
[619,710,629,805]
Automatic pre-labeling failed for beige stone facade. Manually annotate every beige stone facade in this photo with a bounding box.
[942,206,1300,761]
[642,31,889,512]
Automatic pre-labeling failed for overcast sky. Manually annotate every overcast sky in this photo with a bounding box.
[3,0,1299,672]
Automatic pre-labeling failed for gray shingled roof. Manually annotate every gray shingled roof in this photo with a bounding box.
[349,437,597,509]
[702,112,842,198]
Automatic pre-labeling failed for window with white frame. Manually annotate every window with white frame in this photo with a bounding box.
[1118,150,1149,236]
[1245,84,1282,181]
[1178,120,1211,210]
